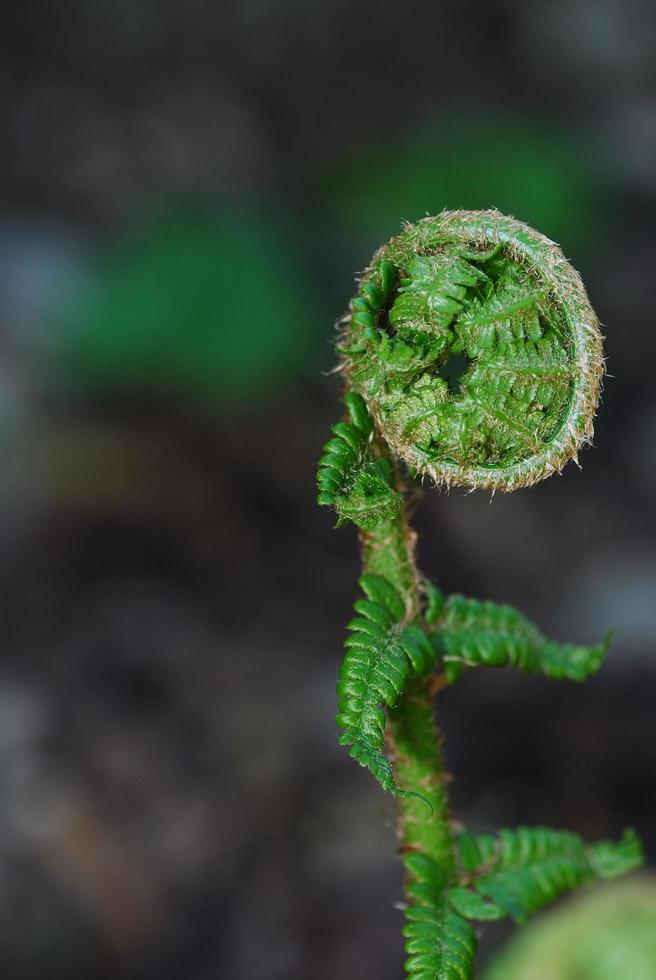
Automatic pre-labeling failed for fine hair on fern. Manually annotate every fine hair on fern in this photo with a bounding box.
[317,210,643,979]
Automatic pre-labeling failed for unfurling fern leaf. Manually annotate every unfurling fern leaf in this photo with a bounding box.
[336,574,436,797]
[453,827,643,925]
[318,211,642,980]
[346,211,604,491]
[425,588,610,684]
[316,392,402,529]
[403,852,477,980]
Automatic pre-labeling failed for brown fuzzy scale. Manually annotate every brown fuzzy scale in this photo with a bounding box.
[343,209,604,492]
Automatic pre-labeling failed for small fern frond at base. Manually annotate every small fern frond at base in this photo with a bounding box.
[336,574,436,797]
[426,588,610,684]
[404,906,476,980]
[403,852,477,980]
[317,392,402,529]
[454,827,643,925]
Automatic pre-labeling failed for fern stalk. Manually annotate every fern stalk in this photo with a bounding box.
[318,210,642,979]
[360,488,456,925]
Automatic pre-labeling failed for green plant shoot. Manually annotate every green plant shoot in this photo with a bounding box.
[317,210,643,980]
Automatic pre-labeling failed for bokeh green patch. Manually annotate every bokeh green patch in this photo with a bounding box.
[59,206,318,406]
[324,118,605,253]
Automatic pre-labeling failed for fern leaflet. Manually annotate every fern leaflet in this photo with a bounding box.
[337,574,436,797]
[390,251,490,335]
[425,588,610,684]
[453,826,642,925]
[316,392,402,529]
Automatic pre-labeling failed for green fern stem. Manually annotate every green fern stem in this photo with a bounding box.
[360,487,455,897]
[390,684,454,874]
[359,500,419,608]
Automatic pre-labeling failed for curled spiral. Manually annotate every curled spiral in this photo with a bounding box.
[341,210,604,491]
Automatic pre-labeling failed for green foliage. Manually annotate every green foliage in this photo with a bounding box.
[336,573,436,796]
[425,589,611,684]
[316,392,402,528]
[454,828,643,925]
[399,826,641,979]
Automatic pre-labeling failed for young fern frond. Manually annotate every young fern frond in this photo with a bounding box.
[317,210,642,979]
[347,210,603,492]
[425,588,611,684]
[404,863,477,979]
[336,574,436,797]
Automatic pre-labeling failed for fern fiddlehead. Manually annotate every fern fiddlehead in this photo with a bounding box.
[342,210,604,492]
[317,211,642,979]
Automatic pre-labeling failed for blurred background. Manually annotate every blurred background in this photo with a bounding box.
[0,2,654,978]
